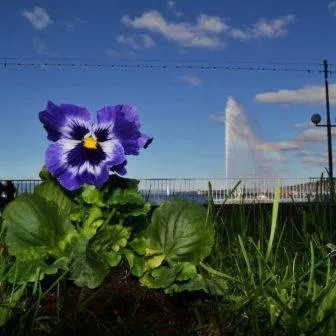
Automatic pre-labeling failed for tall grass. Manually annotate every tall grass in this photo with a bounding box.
[2,183,336,335]
[205,185,336,335]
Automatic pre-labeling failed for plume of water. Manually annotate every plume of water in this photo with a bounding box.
[225,104,230,179]
[224,97,278,179]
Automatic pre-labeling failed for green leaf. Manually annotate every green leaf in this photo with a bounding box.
[140,265,182,289]
[0,284,26,326]
[60,233,89,259]
[112,244,120,252]
[145,255,165,269]
[39,165,52,181]
[123,249,146,277]
[3,194,77,256]
[70,249,108,289]
[105,251,121,267]
[69,207,85,223]
[166,274,227,295]
[203,276,228,295]
[92,225,131,253]
[82,185,105,207]
[6,257,58,283]
[166,276,206,294]
[176,263,198,281]
[53,257,70,270]
[131,255,146,277]
[123,202,151,217]
[130,235,147,255]
[83,206,104,235]
[34,179,74,215]
[147,199,215,264]
[108,188,145,206]
[102,174,140,194]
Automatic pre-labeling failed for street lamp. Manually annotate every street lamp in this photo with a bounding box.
[310,113,336,199]
[311,114,322,126]
[310,60,334,201]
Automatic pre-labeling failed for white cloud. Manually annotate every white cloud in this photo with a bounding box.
[116,34,156,50]
[104,48,136,59]
[167,0,183,18]
[121,11,296,49]
[181,75,202,86]
[255,85,336,105]
[167,0,175,8]
[117,35,140,49]
[62,17,85,32]
[230,14,295,40]
[197,14,228,33]
[22,7,52,30]
[292,128,336,143]
[211,97,336,174]
[142,34,157,48]
[33,38,48,53]
[301,151,336,166]
[32,38,59,57]
[329,1,336,16]
[292,122,313,129]
[121,10,223,49]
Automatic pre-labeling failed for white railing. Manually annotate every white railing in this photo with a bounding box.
[1,177,329,205]
[137,177,329,204]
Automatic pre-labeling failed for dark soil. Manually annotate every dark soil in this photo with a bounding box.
[38,262,217,336]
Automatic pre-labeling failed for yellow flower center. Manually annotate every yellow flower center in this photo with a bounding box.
[83,135,98,149]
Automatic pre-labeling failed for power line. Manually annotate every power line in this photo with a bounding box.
[0,60,325,74]
[0,56,97,61]
[0,56,325,66]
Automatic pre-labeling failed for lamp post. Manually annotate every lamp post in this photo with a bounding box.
[310,60,335,200]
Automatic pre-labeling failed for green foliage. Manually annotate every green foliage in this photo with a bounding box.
[120,198,220,294]
[81,184,105,207]
[146,199,215,264]
[140,264,183,289]
[0,284,26,327]
[201,186,336,335]
[34,179,75,215]
[4,171,336,335]
[1,170,152,291]
[70,250,109,289]
[2,194,77,257]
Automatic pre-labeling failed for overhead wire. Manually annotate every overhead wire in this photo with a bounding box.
[0,59,326,74]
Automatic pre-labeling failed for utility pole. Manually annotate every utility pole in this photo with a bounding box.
[310,59,335,201]
[324,60,333,187]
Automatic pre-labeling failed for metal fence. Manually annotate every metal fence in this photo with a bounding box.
[0,177,330,205]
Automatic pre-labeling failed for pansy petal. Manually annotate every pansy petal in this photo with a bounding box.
[59,103,91,122]
[67,143,107,168]
[99,139,125,164]
[62,121,91,141]
[97,105,118,124]
[39,101,91,141]
[110,160,128,175]
[97,104,139,123]
[76,141,125,188]
[78,164,109,189]
[138,133,153,149]
[97,104,152,155]
[39,102,66,141]
[58,170,82,191]
[45,140,82,190]
[92,124,112,142]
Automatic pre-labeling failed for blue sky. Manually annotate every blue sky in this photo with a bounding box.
[1,0,336,179]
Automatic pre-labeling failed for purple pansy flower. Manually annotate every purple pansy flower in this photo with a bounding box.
[39,101,153,190]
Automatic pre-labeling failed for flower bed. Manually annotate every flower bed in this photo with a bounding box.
[2,101,336,335]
